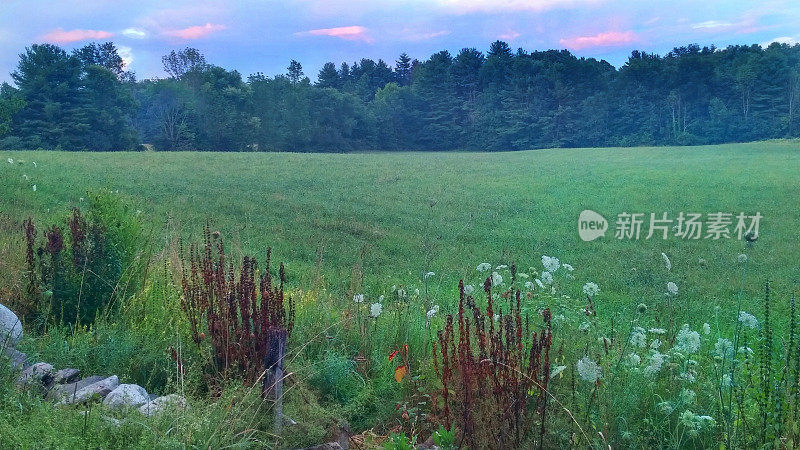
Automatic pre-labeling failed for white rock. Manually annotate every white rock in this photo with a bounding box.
[138,394,188,417]
[103,384,148,410]
[16,362,53,386]
[0,304,22,347]
[58,375,119,405]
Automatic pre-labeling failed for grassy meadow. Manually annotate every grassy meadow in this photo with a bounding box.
[1,140,799,448]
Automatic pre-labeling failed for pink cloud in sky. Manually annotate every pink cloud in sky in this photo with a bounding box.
[165,23,226,39]
[42,28,114,44]
[559,30,637,50]
[302,26,373,43]
[498,30,521,40]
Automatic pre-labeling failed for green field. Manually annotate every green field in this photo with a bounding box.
[2,141,798,307]
[2,141,800,448]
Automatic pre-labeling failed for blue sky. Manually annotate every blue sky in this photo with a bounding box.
[1,0,799,84]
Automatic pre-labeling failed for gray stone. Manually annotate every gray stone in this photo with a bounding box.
[53,368,80,384]
[47,375,105,401]
[103,384,148,410]
[56,375,119,405]
[16,362,53,387]
[138,394,188,417]
[3,346,27,369]
[0,304,22,348]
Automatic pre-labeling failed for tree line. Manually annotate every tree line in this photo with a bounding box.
[0,40,798,151]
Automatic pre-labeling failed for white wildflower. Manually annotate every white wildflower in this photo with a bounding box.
[649,328,666,335]
[370,303,383,317]
[721,374,732,387]
[582,282,599,297]
[667,281,679,296]
[491,272,503,286]
[495,264,508,270]
[7,157,12,164]
[738,311,758,329]
[680,388,696,404]
[463,284,474,296]
[524,281,535,291]
[541,271,553,285]
[674,324,701,354]
[576,356,602,383]
[650,339,662,350]
[397,288,406,298]
[658,401,674,414]
[627,353,641,366]
[737,253,748,264]
[378,295,384,302]
[353,294,364,303]
[535,279,544,289]
[562,263,574,272]
[662,252,672,271]
[79,197,85,202]
[493,313,500,322]
[22,174,28,180]
[426,305,440,319]
[32,184,36,192]
[702,323,711,335]
[629,327,647,348]
[423,271,435,279]
[644,352,666,377]
[578,321,590,332]
[32,161,36,167]
[542,255,560,273]
[476,263,491,272]
[414,288,420,296]
[714,338,734,360]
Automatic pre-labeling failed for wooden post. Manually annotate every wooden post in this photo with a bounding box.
[263,327,288,435]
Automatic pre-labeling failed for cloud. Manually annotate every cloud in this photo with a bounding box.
[559,30,637,50]
[401,30,450,41]
[761,36,799,47]
[41,28,114,44]
[691,20,734,30]
[117,45,134,70]
[299,26,373,43]
[497,30,521,40]
[122,28,147,39]
[436,0,601,14]
[164,23,226,39]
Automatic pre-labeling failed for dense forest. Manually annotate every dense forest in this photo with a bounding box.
[0,40,799,151]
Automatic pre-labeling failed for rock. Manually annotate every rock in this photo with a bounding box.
[0,304,22,348]
[47,375,105,401]
[3,346,27,369]
[16,362,53,387]
[103,384,148,410]
[53,368,80,385]
[56,375,119,405]
[138,394,188,417]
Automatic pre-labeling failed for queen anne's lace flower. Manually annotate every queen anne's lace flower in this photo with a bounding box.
[583,282,599,297]
[627,353,641,366]
[649,328,666,335]
[495,264,507,270]
[629,327,647,348]
[423,271,435,279]
[737,253,748,264]
[370,303,382,317]
[463,284,475,295]
[702,323,711,335]
[353,294,364,303]
[541,255,560,273]
[644,352,666,377]
[524,281,535,290]
[541,271,553,285]
[476,263,491,272]
[714,338,734,360]
[738,311,759,329]
[535,278,544,289]
[662,252,672,271]
[426,305,440,319]
[491,272,503,286]
[562,263,574,272]
[667,282,679,296]
[576,356,602,383]
[674,324,701,354]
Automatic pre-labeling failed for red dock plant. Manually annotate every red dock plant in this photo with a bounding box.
[432,279,553,449]
[180,225,294,383]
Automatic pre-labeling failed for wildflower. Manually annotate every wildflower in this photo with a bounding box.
[737,253,748,264]
[378,295,385,302]
[702,323,711,335]
[721,374,732,387]
[32,184,36,192]
[493,313,500,322]
[535,278,544,289]
[7,157,12,164]
[658,401,674,414]
[714,338,734,360]
[662,252,671,271]
[582,282,599,297]
[650,339,662,350]
[576,356,602,383]
[413,288,420,296]
[495,264,508,270]
[549,365,567,379]
[667,281,679,296]
[491,272,503,286]
[463,284,474,295]
[738,311,759,329]
[629,327,647,348]
[627,353,641,366]
[524,281,535,291]
[680,388,696,404]
[22,174,28,180]
[637,303,648,314]
[476,263,491,272]
[674,324,701,354]
[578,321,590,332]
[562,263,574,272]
[423,271,435,280]
[649,328,666,334]
[698,258,707,266]
[353,294,364,303]
[397,288,406,298]
[32,161,36,167]
[644,352,666,377]
[370,303,383,318]
[542,255,560,273]
[426,305,440,319]
[79,197,85,202]
[540,271,553,285]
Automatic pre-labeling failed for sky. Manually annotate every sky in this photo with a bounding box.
[1,0,799,84]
